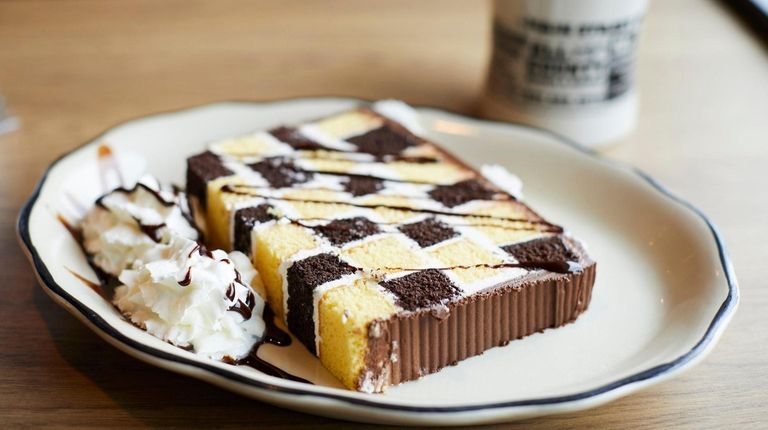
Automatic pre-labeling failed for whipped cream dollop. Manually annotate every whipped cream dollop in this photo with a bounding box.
[82,176,199,276]
[114,235,266,360]
[82,176,268,360]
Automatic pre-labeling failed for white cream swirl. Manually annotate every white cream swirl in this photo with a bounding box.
[82,177,199,276]
[114,236,266,360]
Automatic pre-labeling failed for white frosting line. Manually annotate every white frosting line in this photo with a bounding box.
[347,162,402,181]
[300,172,346,192]
[457,267,528,296]
[481,164,524,199]
[372,99,425,135]
[277,240,336,322]
[312,273,361,354]
[222,160,269,187]
[210,131,295,164]
[377,181,433,198]
[452,222,515,263]
[298,124,357,151]
[257,131,297,155]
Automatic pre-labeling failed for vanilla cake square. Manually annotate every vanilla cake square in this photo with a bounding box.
[186,101,595,392]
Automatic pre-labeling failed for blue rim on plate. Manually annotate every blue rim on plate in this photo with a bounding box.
[16,99,739,413]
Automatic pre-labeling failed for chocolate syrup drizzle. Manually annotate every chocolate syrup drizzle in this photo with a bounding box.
[56,213,115,287]
[227,300,253,320]
[286,216,561,234]
[229,148,439,165]
[94,182,177,209]
[219,183,522,213]
[253,157,476,187]
[94,182,180,243]
[225,283,236,301]
[354,260,582,275]
[221,184,560,230]
[301,166,445,186]
[177,245,260,321]
[66,267,105,297]
[178,267,193,286]
[224,308,311,384]
[138,223,166,243]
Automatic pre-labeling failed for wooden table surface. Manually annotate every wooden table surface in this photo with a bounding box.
[1,0,766,428]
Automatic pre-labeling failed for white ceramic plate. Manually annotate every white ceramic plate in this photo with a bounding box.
[18,98,738,426]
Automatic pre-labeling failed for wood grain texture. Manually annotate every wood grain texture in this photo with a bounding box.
[1,0,766,428]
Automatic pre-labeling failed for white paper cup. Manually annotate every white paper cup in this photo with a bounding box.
[482,0,649,147]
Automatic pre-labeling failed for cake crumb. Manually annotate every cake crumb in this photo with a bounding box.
[369,322,382,338]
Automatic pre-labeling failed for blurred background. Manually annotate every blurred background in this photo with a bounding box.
[1,0,766,428]
[1,1,766,185]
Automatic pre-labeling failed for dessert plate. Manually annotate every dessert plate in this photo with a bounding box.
[17,98,738,426]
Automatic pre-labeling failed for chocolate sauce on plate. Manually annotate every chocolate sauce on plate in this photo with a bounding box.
[225,308,311,384]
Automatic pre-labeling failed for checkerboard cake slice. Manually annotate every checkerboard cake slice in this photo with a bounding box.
[186,101,596,393]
